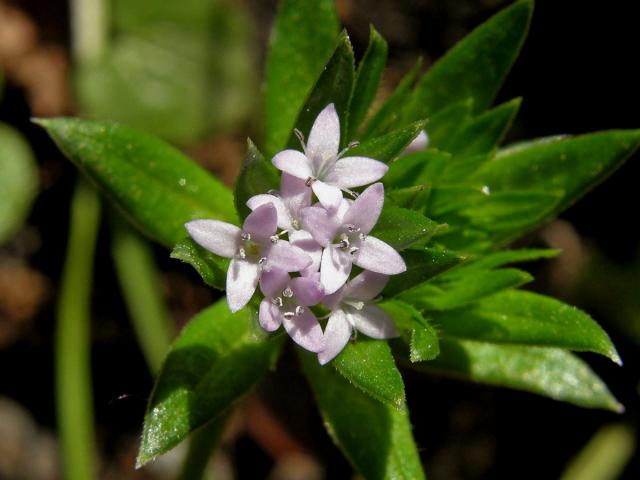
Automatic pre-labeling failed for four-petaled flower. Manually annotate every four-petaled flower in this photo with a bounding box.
[272,103,389,209]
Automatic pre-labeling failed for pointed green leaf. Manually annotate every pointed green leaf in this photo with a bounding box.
[434,290,621,364]
[362,58,422,139]
[287,31,355,150]
[399,268,532,311]
[402,0,533,121]
[425,99,473,149]
[371,205,443,250]
[385,149,451,188]
[37,118,237,248]
[420,338,622,411]
[384,247,462,297]
[473,130,640,225]
[381,299,440,362]
[348,26,388,139]
[299,351,425,480]
[170,238,227,290]
[332,338,405,409]
[234,139,279,219]
[264,0,339,156]
[386,185,431,211]
[0,123,39,245]
[347,120,426,163]
[137,300,284,466]
[462,248,559,270]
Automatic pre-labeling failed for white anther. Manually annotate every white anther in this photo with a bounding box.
[293,128,306,148]
[295,306,305,316]
[241,232,251,241]
[283,311,295,319]
[270,235,279,244]
[238,248,246,259]
[359,233,367,241]
[282,287,293,298]
[346,224,360,233]
[258,256,268,266]
[305,176,316,187]
[349,247,359,255]
[271,297,283,307]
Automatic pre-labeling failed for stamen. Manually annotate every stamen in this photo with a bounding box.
[291,219,300,230]
[338,238,350,249]
[346,224,360,233]
[241,232,251,241]
[282,287,293,298]
[293,128,306,151]
[267,189,281,197]
[305,176,316,187]
[271,297,283,307]
[343,188,359,199]
[283,311,295,319]
[295,306,305,316]
[338,141,360,158]
[258,257,268,268]
[349,247,359,255]
[359,233,367,241]
[270,235,279,244]
[238,248,246,259]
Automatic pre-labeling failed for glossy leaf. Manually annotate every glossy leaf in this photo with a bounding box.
[37,118,237,248]
[386,185,430,211]
[333,338,405,409]
[348,26,388,139]
[299,351,425,480]
[399,268,532,311]
[462,248,559,271]
[0,123,38,244]
[382,299,440,362]
[348,121,426,163]
[421,338,622,412]
[384,247,462,297]
[434,290,621,364]
[287,31,355,150]
[385,149,451,188]
[473,130,640,224]
[402,0,533,121]
[170,238,227,290]
[234,139,279,219]
[137,300,284,465]
[425,100,473,149]
[371,205,443,250]
[264,0,339,156]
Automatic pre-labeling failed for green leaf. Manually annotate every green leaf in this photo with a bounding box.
[473,130,640,224]
[425,99,473,149]
[233,139,279,219]
[386,185,430,211]
[299,351,425,480]
[442,98,521,157]
[434,290,621,364]
[371,204,443,250]
[170,238,227,290]
[461,248,560,270]
[332,338,405,409]
[362,58,422,139]
[264,0,339,156]
[287,30,355,150]
[385,149,451,188]
[402,0,533,121]
[348,26,388,139]
[399,268,532,311]
[347,121,426,163]
[381,299,440,362]
[0,123,39,245]
[384,247,462,297]
[137,299,284,466]
[37,118,237,248]
[420,338,622,412]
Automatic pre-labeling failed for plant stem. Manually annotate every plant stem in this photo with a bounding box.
[177,415,229,480]
[70,0,108,63]
[110,216,173,374]
[55,178,101,480]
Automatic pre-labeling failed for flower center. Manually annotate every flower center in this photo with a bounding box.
[237,232,264,261]
[335,224,366,255]
[270,286,305,319]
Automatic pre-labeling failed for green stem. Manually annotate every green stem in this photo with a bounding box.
[55,178,101,480]
[110,216,173,374]
[177,415,229,480]
[70,0,109,63]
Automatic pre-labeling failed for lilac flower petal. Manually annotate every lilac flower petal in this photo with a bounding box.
[355,236,406,275]
[301,206,339,247]
[268,241,312,272]
[306,103,340,163]
[342,183,384,235]
[321,289,344,311]
[185,220,240,258]
[289,230,322,275]
[318,309,352,365]
[259,298,282,332]
[272,149,313,180]
[243,203,278,239]
[290,274,324,306]
[259,267,290,297]
[280,173,311,222]
[312,180,343,210]
[348,305,397,339]
[325,157,388,189]
[345,270,389,301]
[282,309,325,353]
[246,194,292,231]
[321,245,352,294]
[226,258,260,312]
[403,130,429,155]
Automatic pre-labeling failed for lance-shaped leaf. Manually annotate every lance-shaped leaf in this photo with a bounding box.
[332,338,405,409]
[299,351,425,480]
[137,300,284,466]
[170,238,227,290]
[234,139,279,219]
[402,0,533,121]
[385,149,451,188]
[425,99,473,149]
[37,118,237,248]
[419,338,622,412]
[348,26,388,139]
[371,205,443,250]
[434,290,621,364]
[462,248,559,271]
[287,31,355,150]
[347,120,427,163]
[264,0,338,156]
[386,185,431,211]
[382,299,440,362]
[472,130,640,227]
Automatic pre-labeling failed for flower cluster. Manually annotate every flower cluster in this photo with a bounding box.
[186,104,408,363]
